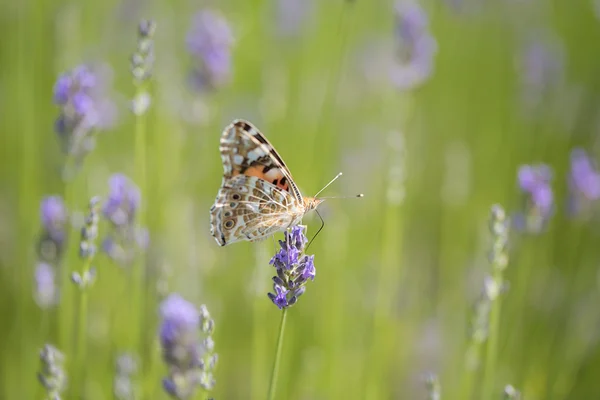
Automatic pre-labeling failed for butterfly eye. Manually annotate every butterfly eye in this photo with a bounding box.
[224,219,235,229]
[232,193,241,200]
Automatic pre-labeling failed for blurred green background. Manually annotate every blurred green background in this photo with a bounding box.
[2,0,600,399]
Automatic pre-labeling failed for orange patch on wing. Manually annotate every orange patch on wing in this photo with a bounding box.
[242,166,291,192]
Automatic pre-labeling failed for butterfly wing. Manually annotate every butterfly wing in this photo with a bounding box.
[219,119,303,203]
[210,175,302,246]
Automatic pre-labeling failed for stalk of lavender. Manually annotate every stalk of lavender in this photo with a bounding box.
[131,19,155,361]
[461,205,510,398]
[53,63,114,356]
[37,344,67,400]
[266,225,316,400]
[71,196,101,397]
[481,205,510,398]
[159,294,218,399]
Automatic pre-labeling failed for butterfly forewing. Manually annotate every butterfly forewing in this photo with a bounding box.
[219,119,303,203]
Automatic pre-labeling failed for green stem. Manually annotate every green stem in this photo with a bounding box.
[132,81,148,395]
[268,308,288,400]
[481,267,504,397]
[74,256,93,396]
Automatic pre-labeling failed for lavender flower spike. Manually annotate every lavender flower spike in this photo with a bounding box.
[267,225,316,309]
[101,173,147,266]
[53,64,116,177]
[186,10,234,91]
[160,294,218,398]
[37,344,67,399]
[131,19,156,116]
[390,1,437,90]
[568,148,600,218]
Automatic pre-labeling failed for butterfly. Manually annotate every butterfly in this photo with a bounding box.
[210,119,324,246]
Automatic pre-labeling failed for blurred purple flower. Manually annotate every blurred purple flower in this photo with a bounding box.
[101,174,147,266]
[517,36,564,109]
[267,225,316,309]
[34,262,58,309]
[103,173,141,227]
[186,10,234,91]
[515,164,554,233]
[390,1,437,90]
[38,196,68,263]
[160,294,218,397]
[40,196,67,241]
[567,148,600,217]
[53,64,116,176]
[276,0,312,37]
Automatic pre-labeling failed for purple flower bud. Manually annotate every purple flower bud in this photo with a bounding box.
[301,255,316,281]
[53,75,72,105]
[269,285,289,310]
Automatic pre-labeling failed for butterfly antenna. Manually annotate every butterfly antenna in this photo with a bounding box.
[307,209,325,251]
[314,172,344,198]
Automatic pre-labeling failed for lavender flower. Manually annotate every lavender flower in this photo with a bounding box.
[113,353,138,400]
[37,344,67,399]
[515,164,554,233]
[390,1,437,90]
[101,174,147,266]
[267,225,315,309]
[53,64,116,176]
[38,196,68,264]
[517,36,564,109]
[160,294,218,399]
[186,10,234,91]
[131,19,156,115]
[567,148,600,217]
[34,262,58,309]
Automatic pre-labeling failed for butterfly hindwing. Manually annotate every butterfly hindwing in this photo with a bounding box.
[210,175,301,246]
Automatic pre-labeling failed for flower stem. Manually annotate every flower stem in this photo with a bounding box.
[132,80,147,363]
[74,257,92,395]
[268,308,288,400]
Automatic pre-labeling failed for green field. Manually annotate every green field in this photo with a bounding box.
[2,0,600,399]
